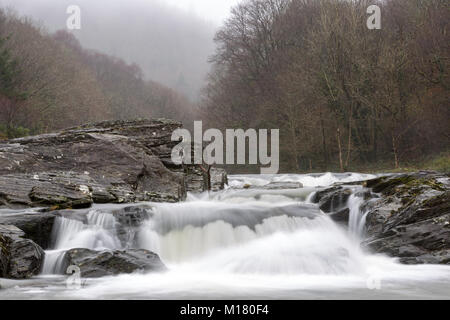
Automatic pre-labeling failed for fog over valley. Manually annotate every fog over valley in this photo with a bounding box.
[0,0,230,100]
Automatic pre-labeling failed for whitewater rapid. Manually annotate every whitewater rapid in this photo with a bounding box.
[1,172,450,299]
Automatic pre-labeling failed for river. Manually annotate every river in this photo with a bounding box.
[1,173,449,299]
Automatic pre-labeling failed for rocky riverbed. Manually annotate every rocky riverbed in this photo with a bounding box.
[0,120,448,296]
[312,172,450,264]
[0,119,227,279]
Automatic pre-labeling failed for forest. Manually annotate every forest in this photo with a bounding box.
[0,0,449,173]
[0,8,195,139]
[201,0,449,172]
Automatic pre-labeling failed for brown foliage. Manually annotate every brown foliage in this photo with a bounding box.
[0,9,193,137]
[201,0,450,171]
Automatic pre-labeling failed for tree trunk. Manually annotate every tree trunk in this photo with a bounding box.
[289,119,300,171]
[199,164,212,191]
[371,115,378,161]
[319,110,328,169]
[345,104,352,169]
[337,128,344,172]
[392,134,399,169]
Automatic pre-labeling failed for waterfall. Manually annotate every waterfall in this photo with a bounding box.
[42,173,375,275]
[28,172,450,299]
[138,214,349,265]
[139,214,366,275]
[347,193,369,239]
[42,210,121,274]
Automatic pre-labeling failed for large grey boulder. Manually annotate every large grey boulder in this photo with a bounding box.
[361,173,450,264]
[0,211,56,249]
[0,224,45,279]
[0,119,227,210]
[61,248,166,278]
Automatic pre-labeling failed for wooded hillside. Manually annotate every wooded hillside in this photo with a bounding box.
[201,0,449,171]
[0,9,194,139]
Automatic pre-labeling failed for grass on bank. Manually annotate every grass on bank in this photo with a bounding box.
[222,151,450,175]
[359,152,450,174]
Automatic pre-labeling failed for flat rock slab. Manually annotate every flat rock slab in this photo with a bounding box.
[61,248,166,278]
[0,119,229,209]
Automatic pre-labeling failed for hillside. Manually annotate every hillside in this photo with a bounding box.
[0,9,194,139]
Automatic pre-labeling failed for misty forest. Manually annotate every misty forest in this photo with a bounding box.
[0,0,449,302]
[0,0,448,172]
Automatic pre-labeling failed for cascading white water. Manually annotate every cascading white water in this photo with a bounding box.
[347,193,370,239]
[42,173,378,275]
[229,172,377,188]
[139,212,339,265]
[5,172,448,299]
[42,210,121,274]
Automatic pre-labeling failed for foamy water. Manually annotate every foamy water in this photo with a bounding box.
[1,172,449,300]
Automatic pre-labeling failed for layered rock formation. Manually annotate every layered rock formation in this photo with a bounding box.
[312,172,450,264]
[0,119,227,209]
[361,173,449,264]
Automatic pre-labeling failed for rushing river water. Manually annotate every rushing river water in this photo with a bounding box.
[1,173,450,299]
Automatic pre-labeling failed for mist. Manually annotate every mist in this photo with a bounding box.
[0,0,223,100]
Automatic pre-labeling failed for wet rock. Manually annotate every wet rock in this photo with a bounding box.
[0,119,226,209]
[329,208,350,224]
[362,197,402,236]
[181,166,204,193]
[113,205,153,227]
[0,224,45,279]
[310,172,450,264]
[182,166,229,193]
[112,205,153,247]
[210,168,228,191]
[239,181,303,190]
[361,173,450,264]
[61,248,166,278]
[0,233,7,277]
[0,211,57,249]
[363,213,450,264]
[311,186,352,213]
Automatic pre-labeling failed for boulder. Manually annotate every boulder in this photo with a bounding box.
[311,186,353,213]
[309,172,450,264]
[0,224,45,279]
[0,119,225,209]
[112,205,153,227]
[329,208,350,224]
[363,213,450,264]
[112,205,153,248]
[61,248,166,278]
[360,173,450,264]
[210,168,228,191]
[0,211,57,249]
